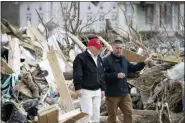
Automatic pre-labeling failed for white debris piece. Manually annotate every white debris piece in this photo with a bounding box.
[167,62,184,85]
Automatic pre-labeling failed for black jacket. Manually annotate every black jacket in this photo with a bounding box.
[103,53,145,96]
[73,50,105,91]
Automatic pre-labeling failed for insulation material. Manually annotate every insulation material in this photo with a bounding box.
[167,62,184,85]
[20,46,37,61]
[48,35,61,51]
[38,58,66,92]
[1,33,9,44]
[39,59,57,92]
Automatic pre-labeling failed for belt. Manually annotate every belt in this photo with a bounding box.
[83,87,100,91]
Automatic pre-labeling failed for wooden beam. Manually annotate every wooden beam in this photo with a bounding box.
[8,36,20,72]
[56,50,73,70]
[1,58,14,74]
[122,48,145,62]
[152,53,184,63]
[38,105,59,123]
[27,22,46,43]
[175,47,181,57]
[47,34,73,70]
[25,60,37,67]
[66,32,87,51]
[98,36,113,52]
[59,109,88,123]
[47,46,74,112]
[122,48,184,63]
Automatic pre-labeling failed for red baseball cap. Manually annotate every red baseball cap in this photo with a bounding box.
[88,38,103,49]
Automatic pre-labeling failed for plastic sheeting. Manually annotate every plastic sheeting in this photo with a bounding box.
[166,62,184,85]
[39,58,66,92]
[20,46,37,61]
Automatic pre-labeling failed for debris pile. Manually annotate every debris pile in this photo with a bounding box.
[1,18,87,123]
[1,18,184,123]
[99,63,184,123]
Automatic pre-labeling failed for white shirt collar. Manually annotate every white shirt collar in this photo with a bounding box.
[87,49,98,66]
[87,49,97,58]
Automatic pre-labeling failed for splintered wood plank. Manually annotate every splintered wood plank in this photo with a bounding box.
[98,36,113,52]
[26,22,46,42]
[8,36,20,72]
[56,50,73,70]
[38,105,59,123]
[59,109,88,123]
[152,53,184,63]
[122,48,184,63]
[47,46,74,112]
[122,48,145,62]
[66,32,86,51]
[1,58,14,74]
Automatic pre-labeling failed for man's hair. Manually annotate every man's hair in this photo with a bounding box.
[112,39,122,44]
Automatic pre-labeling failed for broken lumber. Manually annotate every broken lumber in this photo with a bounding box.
[59,109,88,123]
[8,36,20,72]
[66,32,87,51]
[26,22,46,43]
[122,48,184,63]
[1,58,14,74]
[122,48,145,62]
[98,36,113,52]
[38,105,59,123]
[56,50,73,70]
[24,60,37,67]
[152,53,184,63]
[47,34,73,70]
[47,46,74,112]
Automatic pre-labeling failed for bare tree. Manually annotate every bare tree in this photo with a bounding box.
[60,2,81,35]
[115,2,184,57]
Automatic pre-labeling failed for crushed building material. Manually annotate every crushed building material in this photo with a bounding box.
[38,105,59,123]
[1,18,184,123]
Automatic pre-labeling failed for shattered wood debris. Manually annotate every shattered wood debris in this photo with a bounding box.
[1,19,87,123]
[1,18,184,123]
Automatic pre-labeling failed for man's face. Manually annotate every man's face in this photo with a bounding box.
[112,43,122,56]
[91,46,102,56]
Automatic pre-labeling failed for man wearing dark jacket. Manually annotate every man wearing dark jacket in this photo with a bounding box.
[103,39,152,123]
[73,38,105,123]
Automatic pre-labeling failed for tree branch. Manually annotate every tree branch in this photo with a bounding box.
[79,10,111,33]
[35,9,48,42]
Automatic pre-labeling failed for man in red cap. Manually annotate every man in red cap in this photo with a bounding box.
[73,38,105,123]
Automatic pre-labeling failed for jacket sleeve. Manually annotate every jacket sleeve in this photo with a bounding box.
[100,76,105,91]
[103,57,119,83]
[127,59,146,74]
[73,55,84,90]
[99,58,106,91]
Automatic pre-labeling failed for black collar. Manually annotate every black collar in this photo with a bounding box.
[111,52,121,59]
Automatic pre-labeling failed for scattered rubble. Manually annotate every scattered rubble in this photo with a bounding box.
[1,18,184,123]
